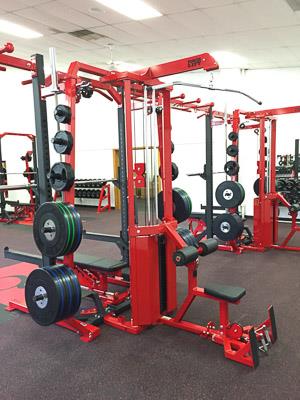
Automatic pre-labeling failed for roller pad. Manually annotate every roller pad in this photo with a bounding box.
[173,246,199,266]
[198,238,218,256]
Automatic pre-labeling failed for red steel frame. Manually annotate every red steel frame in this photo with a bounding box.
[2,45,277,366]
[218,106,300,253]
[0,132,36,224]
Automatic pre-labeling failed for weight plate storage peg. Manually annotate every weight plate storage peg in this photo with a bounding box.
[224,160,239,176]
[33,202,82,257]
[52,131,73,155]
[158,187,192,223]
[54,104,71,124]
[226,144,239,157]
[215,181,245,208]
[49,162,74,192]
[213,213,244,241]
[25,265,81,326]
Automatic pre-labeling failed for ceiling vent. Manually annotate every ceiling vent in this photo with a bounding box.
[69,29,107,41]
[286,0,300,11]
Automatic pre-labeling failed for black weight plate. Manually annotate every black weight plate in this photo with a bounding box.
[33,202,69,257]
[62,266,81,315]
[47,266,70,321]
[64,203,83,253]
[226,144,239,157]
[25,268,61,326]
[54,104,71,124]
[159,162,179,181]
[224,161,239,176]
[52,130,73,155]
[213,213,244,241]
[177,227,198,248]
[228,132,238,141]
[253,177,267,196]
[56,202,75,255]
[286,179,296,191]
[158,187,192,223]
[171,141,175,154]
[215,181,245,208]
[49,162,74,192]
[276,179,286,191]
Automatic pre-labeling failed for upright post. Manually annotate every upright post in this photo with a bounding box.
[31,54,54,267]
[205,107,213,238]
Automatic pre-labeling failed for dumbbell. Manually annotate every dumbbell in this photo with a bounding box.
[173,239,218,266]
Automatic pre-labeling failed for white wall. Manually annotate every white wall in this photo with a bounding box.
[1,65,300,214]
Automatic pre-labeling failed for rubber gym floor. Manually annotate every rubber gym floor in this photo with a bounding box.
[0,207,299,400]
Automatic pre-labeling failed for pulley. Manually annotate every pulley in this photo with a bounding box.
[224,160,239,176]
[226,144,239,157]
[54,104,71,124]
[253,177,267,196]
[228,132,238,141]
[25,265,81,326]
[51,131,73,155]
[158,187,192,223]
[177,227,198,248]
[33,202,82,257]
[213,213,244,241]
[49,162,74,191]
[215,181,245,208]
[80,81,93,98]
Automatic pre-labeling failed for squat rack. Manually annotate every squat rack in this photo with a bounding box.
[3,45,277,367]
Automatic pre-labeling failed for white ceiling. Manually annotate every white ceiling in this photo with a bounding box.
[1,0,300,70]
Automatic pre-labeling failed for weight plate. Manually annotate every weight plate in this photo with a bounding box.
[171,141,175,154]
[56,202,74,255]
[177,227,198,248]
[276,178,286,192]
[224,161,239,176]
[158,187,192,223]
[47,266,69,321]
[49,162,74,192]
[286,178,296,191]
[63,266,81,315]
[215,181,245,208]
[228,132,238,141]
[33,202,70,257]
[226,144,239,157]
[213,213,244,241]
[253,177,267,196]
[54,104,71,124]
[64,203,83,253]
[25,268,61,326]
[159,162,179,181]
[52,130,73,155]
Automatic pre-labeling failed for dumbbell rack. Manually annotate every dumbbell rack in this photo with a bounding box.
[74,179,111,210]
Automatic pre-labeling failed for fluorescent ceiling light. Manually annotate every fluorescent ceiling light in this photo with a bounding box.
[211,51,247,68]
[95,0,162,20]
[0,19,43,39]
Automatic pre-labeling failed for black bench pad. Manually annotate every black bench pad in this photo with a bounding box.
[57,253,127,273]
[204,283,246,302]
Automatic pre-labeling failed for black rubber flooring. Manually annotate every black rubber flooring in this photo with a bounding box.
[0,207,300,400]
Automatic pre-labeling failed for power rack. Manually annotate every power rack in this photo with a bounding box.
[1,44,277,367]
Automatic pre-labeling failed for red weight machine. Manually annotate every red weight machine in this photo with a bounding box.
[0,132,37,225]
[2,45,277,367]
[218,106,300,253]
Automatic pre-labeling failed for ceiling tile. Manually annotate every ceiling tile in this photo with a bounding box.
[93,25,138,45]
[141,15,195,40]
[0,0,27,11]
[14,7,81,32]
[167,9,220,35]
[114,21,161,42]
[146,0,197,13]
[58,0,131,24]
[36,1,106,29]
